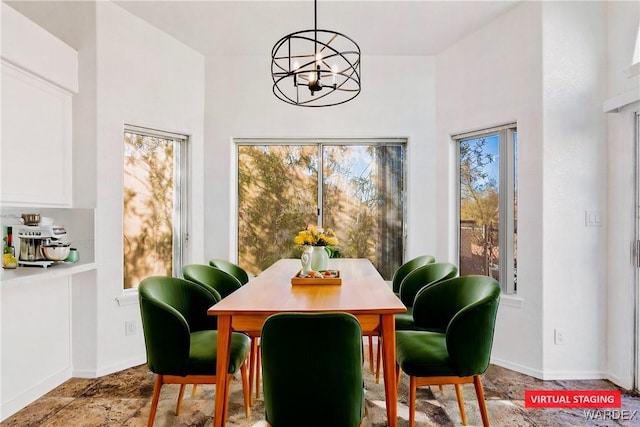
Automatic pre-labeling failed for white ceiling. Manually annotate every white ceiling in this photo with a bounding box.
[109,0,523,56]
[5,0,522,57]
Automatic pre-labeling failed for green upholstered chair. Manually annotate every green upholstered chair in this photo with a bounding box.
[261,312,364,427]
[395,275,501,427]
[371,255,436,382]
[182,263,261,401]
[183,263,242,300]
[138,276,251,427]
[395,262,459,330]
[209,258,250,285]
[390,255,436,296]
[374,262,458,382]
[370,255,435,379]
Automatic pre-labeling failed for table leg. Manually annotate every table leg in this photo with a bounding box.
[214,315,232,427]
[380,314,398,427]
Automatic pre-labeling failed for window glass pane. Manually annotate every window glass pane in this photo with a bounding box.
[459,135,500,281]
[238,145,319,275]
[123,132,176,289]
[322,145,404,279]
[237,141,405,279]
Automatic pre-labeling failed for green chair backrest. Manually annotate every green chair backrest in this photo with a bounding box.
[398,262,458,307]
[183,263,242,300]
[138,276,218,376]
[209,258,250,285]
[261,312,364,427]
[413,275,501,376]
[391,255,436,293]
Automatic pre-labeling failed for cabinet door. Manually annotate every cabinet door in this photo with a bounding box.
[1,61,72,207]
[1,275,72,417]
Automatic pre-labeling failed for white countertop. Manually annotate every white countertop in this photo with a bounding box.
[1,259,96,286]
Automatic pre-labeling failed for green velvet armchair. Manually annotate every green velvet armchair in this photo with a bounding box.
[390,254,436,296]
[138,276,251,427]
[394,262,459,331]
[209,258,250,285]
[261,312,364,427]
[395,275,501,427]
[374,262,458,382]
[183,263,242,300]
[182,263,261,401]
[367,255,436,383]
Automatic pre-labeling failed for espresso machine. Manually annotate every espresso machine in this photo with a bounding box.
[16,224,69,267]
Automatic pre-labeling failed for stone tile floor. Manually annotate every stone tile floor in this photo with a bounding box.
[3,343,640,426]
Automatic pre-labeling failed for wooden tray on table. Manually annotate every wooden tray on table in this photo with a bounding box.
[291,269,342,285]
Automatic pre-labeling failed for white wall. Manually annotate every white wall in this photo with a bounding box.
[436,1,545,376]
[437,1,612,380]
[203,54,438,263]
[541,1,608,379]
[83,1,205,375]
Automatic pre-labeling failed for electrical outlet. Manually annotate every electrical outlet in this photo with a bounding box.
[125,320,136,336]
[554,328,565,345]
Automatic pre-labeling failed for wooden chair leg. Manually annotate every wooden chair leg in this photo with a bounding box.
[176,384,186,415]
[147,375,162,427]
[191,384,198,397]
[473,375,490,427]
[454,383,468,425]
[241,359,251,419]
[375,335,382,383]
[249,337,258,402]
[409,376,417,427]
[368,335,374,373]
[395,364,401,391]
[255,343,261,399]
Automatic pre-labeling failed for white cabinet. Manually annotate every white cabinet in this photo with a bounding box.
[1,61,73,207]
[1,275,73,418]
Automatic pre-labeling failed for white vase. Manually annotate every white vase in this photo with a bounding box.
[310,246,329,271]
[300,246,313,274]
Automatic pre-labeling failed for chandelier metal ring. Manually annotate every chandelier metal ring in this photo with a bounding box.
[270,1,361,107]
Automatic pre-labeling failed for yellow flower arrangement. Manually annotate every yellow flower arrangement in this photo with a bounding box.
[293,224,338,247]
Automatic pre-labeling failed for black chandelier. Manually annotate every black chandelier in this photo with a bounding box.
[271,0,361,107]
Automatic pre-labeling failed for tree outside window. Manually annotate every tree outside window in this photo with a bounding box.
[237,139,405,279]
[458,126,517,293]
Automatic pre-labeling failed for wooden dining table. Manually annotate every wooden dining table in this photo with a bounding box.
[207,257,406,427]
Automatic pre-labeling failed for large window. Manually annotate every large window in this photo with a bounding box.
[123,125,187,289]
[456,125,517,293]
[236,138,406,279]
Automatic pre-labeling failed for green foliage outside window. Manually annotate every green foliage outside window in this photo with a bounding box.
[238,143,404,279]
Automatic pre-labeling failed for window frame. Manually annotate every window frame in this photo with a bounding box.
[122,124,189,291]
[234,137,407,279]
[454,124,517,294]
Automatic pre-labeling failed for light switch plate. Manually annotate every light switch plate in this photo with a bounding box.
[585,210,602,227]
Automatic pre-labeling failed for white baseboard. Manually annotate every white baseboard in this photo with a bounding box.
[491,357,606,381]
[1,366,72,422]
[491,357,544,379]
[73,355,147,379]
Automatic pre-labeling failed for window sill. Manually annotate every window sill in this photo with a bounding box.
[116,291,139,307]
[500,294,524,309]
